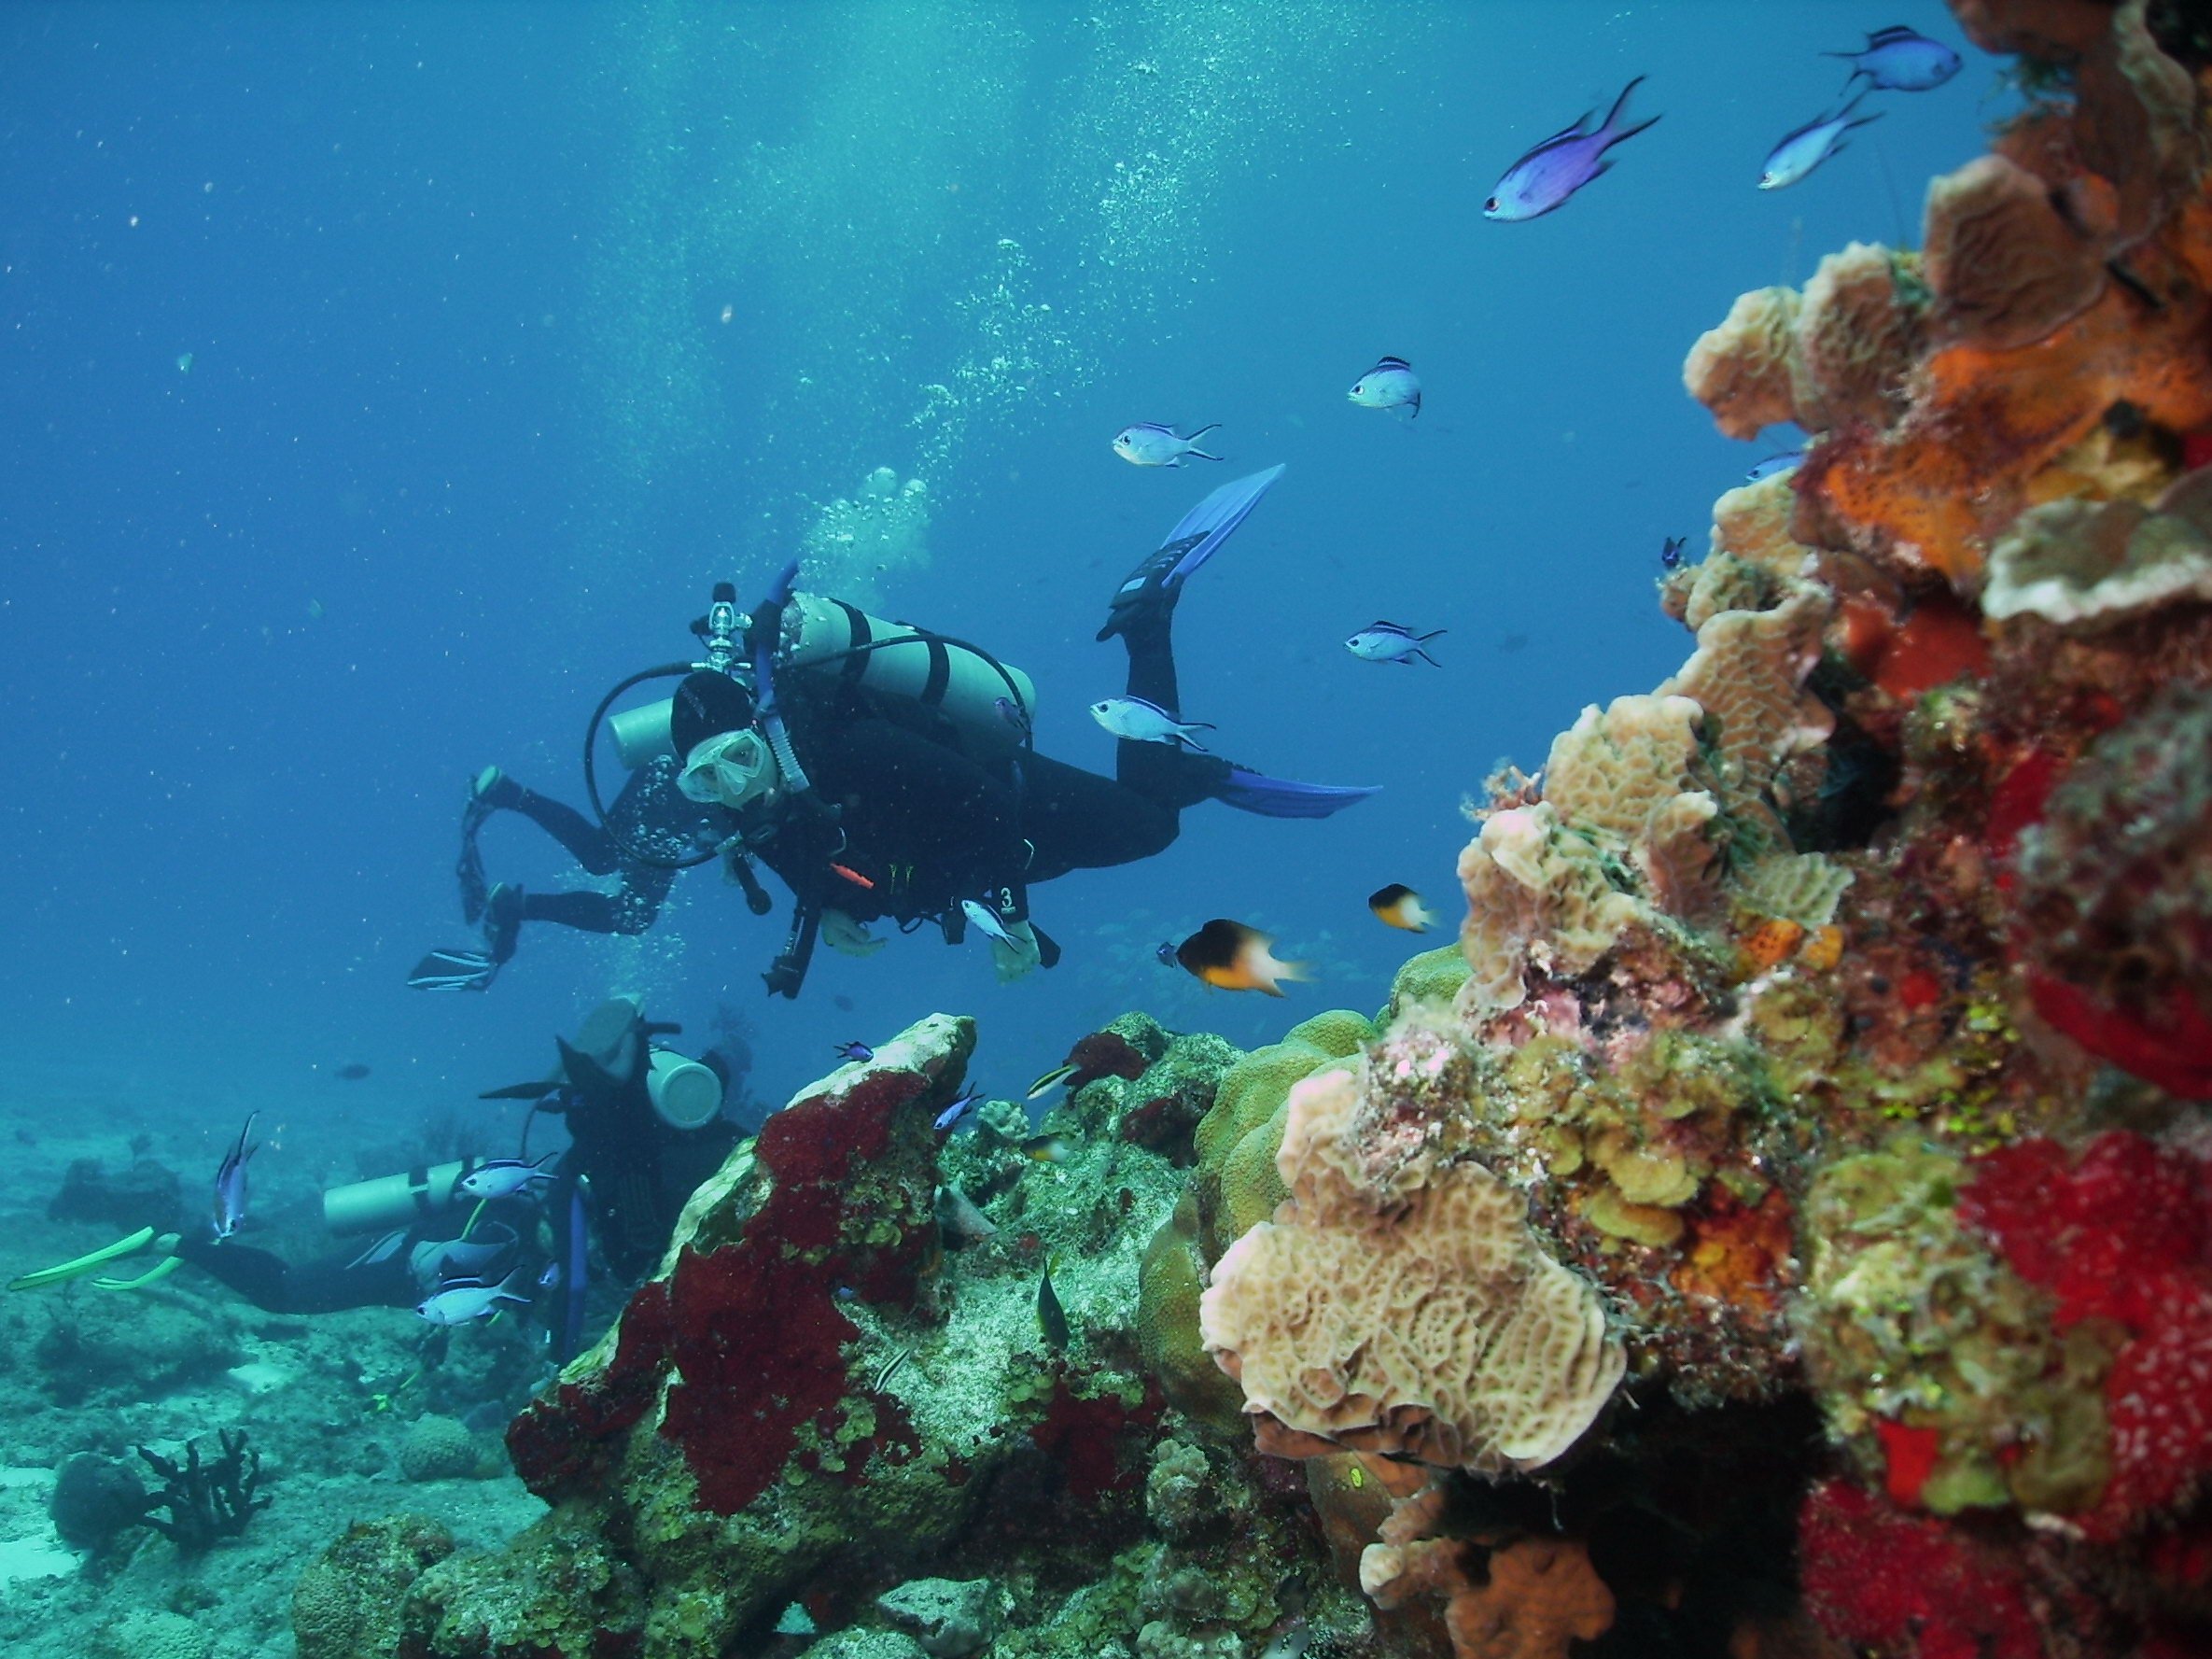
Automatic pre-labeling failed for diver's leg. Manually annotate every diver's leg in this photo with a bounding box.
[1113,611,1226,810]
[1021,752,1181,875]
[504,784,622,876]
[518,890,624,935]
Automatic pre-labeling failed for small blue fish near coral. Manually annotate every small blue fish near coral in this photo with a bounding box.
[1747,451,1804,482]
[933,1085,986,1132]
[1090,695,1214,752]
[212,1112,259,1240]
[833,1040,875,1063]
[1826,25,1961,92]
[1759,93,1881,190]
[1113,422,1223,469]
[1345,621,1445,667]
[415,1270,532,1326]
[1347,356,1421,417]
[1660,536,1688,569]
[1485,77,1659,221]
[455,1153,558,1202]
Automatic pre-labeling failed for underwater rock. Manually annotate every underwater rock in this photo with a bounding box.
[875,1576,1001,1658]
[291,1513,456,1659]
[45,1154,181,1231]
[48,1452,147,1554]
[397,1414,483,1483]
[382,1011,1211,1655]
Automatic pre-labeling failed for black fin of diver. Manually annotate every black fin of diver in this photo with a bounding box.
[407,947,499,991]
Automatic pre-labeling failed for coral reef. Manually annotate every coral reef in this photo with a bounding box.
[292,1515,457,1659]
[133,1428,269,1552]
[398,1414,485,1483]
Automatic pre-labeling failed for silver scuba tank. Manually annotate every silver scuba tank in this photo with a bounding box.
[777,593,1036,752]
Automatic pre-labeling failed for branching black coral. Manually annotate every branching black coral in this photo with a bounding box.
[134,1427,270,1550]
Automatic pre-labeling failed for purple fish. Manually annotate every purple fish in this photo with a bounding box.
[833,1040,874,1063]
[1485,77,1659,221]
[1660,536,1688,570]
[212,1112,259,1240]
[414,1269,531,1326]
[933,1085,985,1133]
[1826,25,1960,93]
[455,1152,558,1202]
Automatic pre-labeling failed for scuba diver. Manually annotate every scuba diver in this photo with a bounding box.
[10,1000,737,1363]
[412,464,1377,998]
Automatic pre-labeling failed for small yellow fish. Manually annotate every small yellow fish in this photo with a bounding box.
[1367,883,1438,934]
[1173,919,1308,997]
[1020,1133,1071,1164]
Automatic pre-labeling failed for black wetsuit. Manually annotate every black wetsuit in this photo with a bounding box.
[173,1234,427,1315]
[472,607,1215,947]
[754,608,1219,925]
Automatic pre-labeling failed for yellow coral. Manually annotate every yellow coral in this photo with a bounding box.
[1796,241,1927,429]
[1683,285,1800,441]
[1455,804,1641,1015]
[1200,1067,1624,1475]
[1541,695,1706,848]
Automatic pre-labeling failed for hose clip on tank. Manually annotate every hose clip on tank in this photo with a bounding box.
[696,581,747,676]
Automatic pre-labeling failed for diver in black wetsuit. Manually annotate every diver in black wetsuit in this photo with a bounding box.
[410,465,1375,998]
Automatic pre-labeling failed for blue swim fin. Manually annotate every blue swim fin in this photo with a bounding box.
[1098,464,1287,641]
[1211,766,1381,820]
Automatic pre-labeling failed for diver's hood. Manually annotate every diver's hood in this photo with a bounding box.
[678,727,783,812]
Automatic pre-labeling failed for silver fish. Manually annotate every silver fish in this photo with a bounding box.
[455,1152,558,1202]
[414,1269,531,1326]
[1826,25,1960,93]
[1485,77,1659,221]
[1759,93,1880,190]
[1088,695,1214,752]
[959,899,1019,949]
[212,1112,259,1240]
[1113,422,1223,468]
[1345,620,1445,666]
[1348,356,1421,417]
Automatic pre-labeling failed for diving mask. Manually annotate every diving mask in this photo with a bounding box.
[679,727,783,812]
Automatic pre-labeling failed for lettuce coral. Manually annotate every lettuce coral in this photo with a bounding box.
[1198,1066,1624,1476]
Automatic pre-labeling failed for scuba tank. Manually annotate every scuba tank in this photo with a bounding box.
[777,594,1036,754]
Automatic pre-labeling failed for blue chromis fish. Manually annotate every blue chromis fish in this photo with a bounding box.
[1368,883,1440,934]
[1089,695,1214,752]
[1826,25,1960,93]
[933,1084,985,1132]
[414,1269,531,1326]
[212,1112,259,1240]
[1113,422,1223,469]
[833,1040,875,1063]
[455,1152,558,1202]
[1485,77,1659,221]
[1746,451,1804,482]
[1660,535,1688,569]
[959,898,1021,949]
[1173,919,1309,997]
[993,696,1032,742]
[1345,620,1445,667]
[1347,356,1421,417]
[1759,93,1880,190]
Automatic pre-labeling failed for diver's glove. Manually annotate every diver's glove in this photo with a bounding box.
[822,908,887,958]
[991,920,1043,983]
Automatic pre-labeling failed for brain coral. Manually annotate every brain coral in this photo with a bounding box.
[1682,285,1800,441]
[1456,803,1642,1016]
[1199,1066,1623,1476]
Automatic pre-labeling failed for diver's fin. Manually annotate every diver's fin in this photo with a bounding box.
[8,1226,158,1292]
[1098,464,1287,641]
[92,1255,185,1291]
[1211,766,1381,820]
[407,947,500,991]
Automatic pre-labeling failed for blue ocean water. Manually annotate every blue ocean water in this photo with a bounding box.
[0,1,1996,1173]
